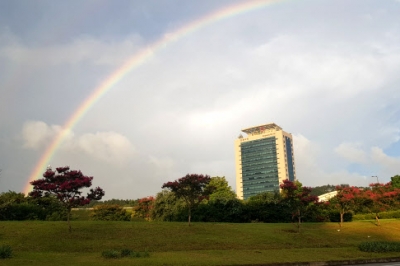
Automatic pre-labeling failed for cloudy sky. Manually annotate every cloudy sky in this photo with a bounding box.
[1,0,400,200]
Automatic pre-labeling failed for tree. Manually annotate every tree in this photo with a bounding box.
[162,174,211,225]
[363,182,400,225]
[133,196,155,221]
[280,179,319,232]
[391,175,400,188]
[150,190,186,221]
[205,176,236,202]
[29,166,104,231]
[332,186,361,227]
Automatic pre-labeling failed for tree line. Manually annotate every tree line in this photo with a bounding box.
[1,166,400,232]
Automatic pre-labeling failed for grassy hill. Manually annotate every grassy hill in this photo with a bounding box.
[1,220,400,265]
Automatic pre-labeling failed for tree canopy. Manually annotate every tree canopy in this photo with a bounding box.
[162,174,211,225]
[29,166,104,231]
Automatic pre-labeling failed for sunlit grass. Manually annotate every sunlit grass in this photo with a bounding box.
[0,220,399,265]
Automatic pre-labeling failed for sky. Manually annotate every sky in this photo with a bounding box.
[1,0,400,200]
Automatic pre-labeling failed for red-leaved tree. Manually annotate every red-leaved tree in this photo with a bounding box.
[280,179,319,232]
[29,166,104,231]
[363,182,400,225]
[134,196,155,221]
[334,186,362,227]
[162,174,211,226]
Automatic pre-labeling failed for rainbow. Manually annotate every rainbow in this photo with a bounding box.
[23,0,287,194]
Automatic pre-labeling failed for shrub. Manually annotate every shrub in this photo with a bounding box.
[359,241,400,253]
[0,245,12,259]
[101,250,120,258]
[91,205,131,221]
[101,249,150,259]
[120,249,133,257]
[353,210,400,221]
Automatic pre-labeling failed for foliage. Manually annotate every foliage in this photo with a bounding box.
[193,198,246,222]
[359,241,400,253]
[162,174,211,225]
[91,204,130,221]
[85,198,137,208]
[0,245,12,259]
[391,175,400,188]
[280,179,319,231]
[332,186,361,227]
[29,166,104,231]
[363,182,400,225]
[245,192,291,223]
[205,176,236,201]
[150,190,187,221]
[133,196,155,220]
[0,191,66,221]
[329,182,400,225]
[353,210,400,220]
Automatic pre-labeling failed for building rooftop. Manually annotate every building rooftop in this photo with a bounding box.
[241,123,282,135]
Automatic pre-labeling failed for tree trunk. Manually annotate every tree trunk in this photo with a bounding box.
[340,210,344,228]
[375,214,380,226]
[67,208,72,232]
[188,206,191,226]
[297,209,301,233]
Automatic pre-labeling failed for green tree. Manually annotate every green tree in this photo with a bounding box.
[206,176,236,201]
[150,190,186,221]
[245,192,290,223]
[391,175,400,188]
[0,191,66,221]
[162,174,211,225]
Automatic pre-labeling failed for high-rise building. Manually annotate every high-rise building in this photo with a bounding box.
[234,123,296,200]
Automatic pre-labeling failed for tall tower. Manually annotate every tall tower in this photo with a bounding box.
[234,123,296,200]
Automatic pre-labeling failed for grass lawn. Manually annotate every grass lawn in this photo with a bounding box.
[1,220,400,265]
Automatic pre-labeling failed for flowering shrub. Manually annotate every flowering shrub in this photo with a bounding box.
[133,196,155,221]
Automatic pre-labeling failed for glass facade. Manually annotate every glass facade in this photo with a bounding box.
[240,137,279,199]
[285,136,295,181]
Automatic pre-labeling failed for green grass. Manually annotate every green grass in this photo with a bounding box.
[0,220,400,265]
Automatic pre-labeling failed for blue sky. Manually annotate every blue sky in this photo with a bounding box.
[1,0,400,199]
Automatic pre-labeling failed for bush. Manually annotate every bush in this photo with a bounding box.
[353,210,400,221]
[359,241,400,253]
[0,245,12,259]
[0,192,67,221]
[101,249,150,259]
[91,205,131,221]
[101,250,120,258]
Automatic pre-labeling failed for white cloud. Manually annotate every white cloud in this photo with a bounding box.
[21,121,135,166]
[293,134,370,186]
[21,121,72,149]
[335,142,368,164]
[77,132,135,165]
[370,147,400,177]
